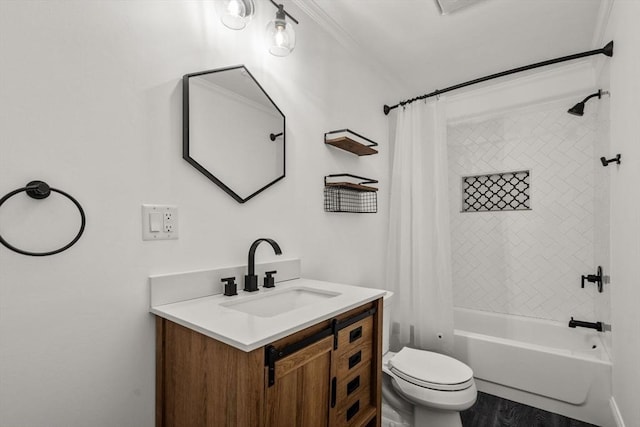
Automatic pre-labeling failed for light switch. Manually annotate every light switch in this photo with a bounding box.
[149,212,162,232]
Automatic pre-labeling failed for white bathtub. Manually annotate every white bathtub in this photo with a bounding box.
[453,307,613,426]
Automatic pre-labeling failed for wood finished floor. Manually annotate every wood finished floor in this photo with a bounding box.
[460,392,599,427]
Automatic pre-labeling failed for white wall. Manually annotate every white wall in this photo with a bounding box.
[600,1,640,425]
[0,2,396,426]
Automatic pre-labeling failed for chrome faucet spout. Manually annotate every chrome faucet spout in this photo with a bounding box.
[245,238,282,292]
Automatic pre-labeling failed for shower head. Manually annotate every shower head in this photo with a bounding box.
[568,90,607,116]
[567,102,585,116]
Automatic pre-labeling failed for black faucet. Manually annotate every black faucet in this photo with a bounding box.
[244,238,282,292]
[568,317,603,332]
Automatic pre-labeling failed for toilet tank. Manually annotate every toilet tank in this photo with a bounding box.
[383,291,393,354]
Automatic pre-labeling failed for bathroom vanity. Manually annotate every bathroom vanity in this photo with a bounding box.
[150,269,384,427]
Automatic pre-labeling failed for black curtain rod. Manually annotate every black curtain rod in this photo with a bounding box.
[383,41,614,115]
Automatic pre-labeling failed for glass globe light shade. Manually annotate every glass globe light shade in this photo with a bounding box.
[266,16,295,57]
[215,0,255,30]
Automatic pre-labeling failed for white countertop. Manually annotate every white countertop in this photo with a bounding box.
[150,278,385,352]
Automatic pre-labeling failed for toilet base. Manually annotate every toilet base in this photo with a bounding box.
[382,400,412,427]
[414,406,462,427]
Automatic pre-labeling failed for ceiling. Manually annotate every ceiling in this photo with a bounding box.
[294,0,608,103]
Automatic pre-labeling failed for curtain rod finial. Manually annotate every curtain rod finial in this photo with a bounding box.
[603,41,614,57]
[383,105,391,115]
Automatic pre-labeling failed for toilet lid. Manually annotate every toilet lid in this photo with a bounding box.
[389,347,474,391]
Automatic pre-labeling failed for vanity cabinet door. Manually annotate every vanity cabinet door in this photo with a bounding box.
[264,335,333,427]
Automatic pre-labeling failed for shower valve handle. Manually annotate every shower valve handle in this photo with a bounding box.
[581,266,603,293]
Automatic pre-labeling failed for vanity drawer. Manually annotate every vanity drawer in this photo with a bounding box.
[335,382,373,426]
[336,341,372,378]
[337,315,373,354]
[336,361,372,405]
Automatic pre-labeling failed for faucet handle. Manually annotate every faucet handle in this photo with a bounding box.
[263,270,277,288]
[221,277,237,296]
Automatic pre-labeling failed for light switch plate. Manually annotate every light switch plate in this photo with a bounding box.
[142,204,179,240]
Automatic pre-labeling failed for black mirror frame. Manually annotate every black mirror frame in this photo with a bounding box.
[182,65,286,204]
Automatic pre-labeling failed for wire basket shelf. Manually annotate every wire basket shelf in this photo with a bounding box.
[324,174,378,213]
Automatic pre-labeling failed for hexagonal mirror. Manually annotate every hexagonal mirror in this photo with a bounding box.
[183,65,285,203]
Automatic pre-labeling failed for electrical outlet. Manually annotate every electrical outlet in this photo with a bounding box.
[142,205,179,240]
[163,212,175,233]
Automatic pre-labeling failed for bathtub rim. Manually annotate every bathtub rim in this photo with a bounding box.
[453,307,611,365]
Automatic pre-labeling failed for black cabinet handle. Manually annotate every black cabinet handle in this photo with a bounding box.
[349,326,363,343]
[348,351,362,369]
[346,400,360,421]
[331,377,337,408]
[347,376,360,396]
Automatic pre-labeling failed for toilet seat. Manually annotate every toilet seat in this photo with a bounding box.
[388,347,474,391]
[383,348,477,412]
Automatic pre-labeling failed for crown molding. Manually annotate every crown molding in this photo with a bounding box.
[291,0,360,52]
[591,0,614,81]
[291,0,404,88]
[592,0,614,49]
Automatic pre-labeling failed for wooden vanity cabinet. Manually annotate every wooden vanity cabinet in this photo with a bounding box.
[156,298,383,427]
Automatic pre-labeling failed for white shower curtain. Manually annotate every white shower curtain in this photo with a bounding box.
[386,99,454,355]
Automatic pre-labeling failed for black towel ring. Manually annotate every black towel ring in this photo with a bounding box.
[0,180,86,256]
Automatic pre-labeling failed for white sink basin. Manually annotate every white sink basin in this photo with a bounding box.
[221,286,341,318]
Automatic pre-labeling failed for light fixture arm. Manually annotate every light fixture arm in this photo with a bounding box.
[268,0,299,24]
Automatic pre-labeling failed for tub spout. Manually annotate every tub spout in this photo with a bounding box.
[568,317,603,332]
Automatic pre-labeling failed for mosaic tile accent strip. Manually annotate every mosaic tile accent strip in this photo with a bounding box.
[462,171,530,212]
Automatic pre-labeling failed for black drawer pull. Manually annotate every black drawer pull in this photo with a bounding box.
[347,376,360,395]
[346,400,360,421]
[348,351,362,369]
[349,326,363,343]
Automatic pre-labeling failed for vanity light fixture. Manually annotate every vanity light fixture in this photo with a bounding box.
[265,1,298,57]
[215,0,256,30]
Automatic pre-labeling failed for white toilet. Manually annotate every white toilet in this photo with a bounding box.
[381,292,477,427]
